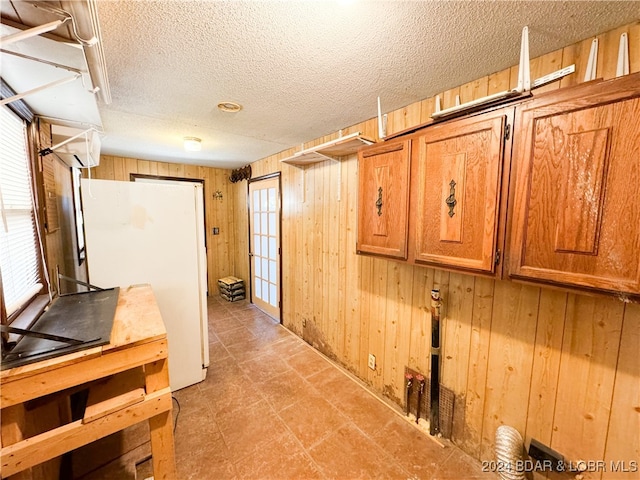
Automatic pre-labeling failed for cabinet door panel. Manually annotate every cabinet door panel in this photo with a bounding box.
[509,74,640,294]
[412,114,506,272]
[357,140,410,259]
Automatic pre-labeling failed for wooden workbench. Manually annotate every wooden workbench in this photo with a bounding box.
[0,285,177,479]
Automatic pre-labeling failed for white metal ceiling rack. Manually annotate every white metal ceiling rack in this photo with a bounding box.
[0,1,109,106]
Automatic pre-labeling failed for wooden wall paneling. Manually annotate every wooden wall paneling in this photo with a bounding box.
[279,165,292,330]
[357,254,373,378]
[292,163,306,334]
[100,155,116,180]
[300,163,314,339]
[480,281,539,461]
[419,97,436,123]
[598,23,636,80]
[461,276,495,458]
[509,64,520,91]
[459,77,489,104]
[312,163,325,350]
[382,261,414,405]
[124,158,137,179]
[168,162,184,178]
[442,272,475,443]
[42,155,60,233]
[523,289,567,449]
[233,179,249,286]
[203,168,215,292]
[183,164,199,179]
[528,48,564,94]
[111,156,126,181]
[550,296,624,479]
[630,21,640,74]
[336,159,349,361]
[367,257,388,389]
[325,160,340,358]
[603,303,640,479]
[560,36,597,88]
[487,69,511,96]
[442,87,461,110]
[136,160,151,175]
[343,156,362,373]
[386,102,422,137]
[408,267,434,378]
[156,161,169,177]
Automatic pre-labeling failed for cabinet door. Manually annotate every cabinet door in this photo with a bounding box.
[411,110,508,273]
[357,139,411,259]
[509,73,640,295]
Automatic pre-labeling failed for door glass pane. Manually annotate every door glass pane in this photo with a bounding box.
[269,213,276,235]
[261,213,268,234]
[262,279,269,300]
[269,283,277,307]
[254,213,261,234]
[254,235,261,255]
[261,237,268,259]
[261,189,267,211]
[268,188,276,211]
[261,257,268,279]
[269,260,277,282]
[255,277,261,299]
[255,256,261,277]
[253,191,260,211]
[269,237,277,260]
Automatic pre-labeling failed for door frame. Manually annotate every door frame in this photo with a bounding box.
[247,172,282,323]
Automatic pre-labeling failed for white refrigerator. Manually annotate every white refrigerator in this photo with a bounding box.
[81,178,209,391]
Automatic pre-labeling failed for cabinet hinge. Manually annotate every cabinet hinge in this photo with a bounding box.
[504,124,511,141]
[495,249,501,266]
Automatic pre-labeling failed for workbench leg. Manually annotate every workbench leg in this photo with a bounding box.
[144,358,176,479]
[1,405,33,480]
[149,411,177,480]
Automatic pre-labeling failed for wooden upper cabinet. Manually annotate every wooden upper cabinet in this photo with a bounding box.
[357,139,411,259]
[410,108,510,273]
[509,73,640,295]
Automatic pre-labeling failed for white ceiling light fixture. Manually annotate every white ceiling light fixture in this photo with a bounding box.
[183,136,201,152]
[217,102,242,113]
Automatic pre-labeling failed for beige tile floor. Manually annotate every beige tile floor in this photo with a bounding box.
[164,296,498,480]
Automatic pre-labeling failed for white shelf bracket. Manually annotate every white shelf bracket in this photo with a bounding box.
[0,74,81,106]
[377,96,387,139]
[455,95,461,106]
[435,95,441,113]
[516,26,531,93]
[0,19,67,47]
[616,32,629,78]
[584,38,599,82]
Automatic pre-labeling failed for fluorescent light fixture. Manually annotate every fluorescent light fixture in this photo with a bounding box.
[183,136,201,152]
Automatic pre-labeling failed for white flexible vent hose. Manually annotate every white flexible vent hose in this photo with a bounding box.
[495,425,526,480]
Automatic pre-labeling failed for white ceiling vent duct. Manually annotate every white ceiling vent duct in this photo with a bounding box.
[43,124,101,168]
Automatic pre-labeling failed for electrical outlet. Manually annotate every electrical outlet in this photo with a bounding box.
[368,353,376,370]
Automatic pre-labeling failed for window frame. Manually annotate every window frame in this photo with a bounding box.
[0,103,50,332]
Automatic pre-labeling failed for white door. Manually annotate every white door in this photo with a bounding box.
[249,176,281,320]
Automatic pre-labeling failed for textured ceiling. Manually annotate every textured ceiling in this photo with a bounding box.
[17,1,640,169]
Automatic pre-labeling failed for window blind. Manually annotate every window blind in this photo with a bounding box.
[0,105,42,316]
